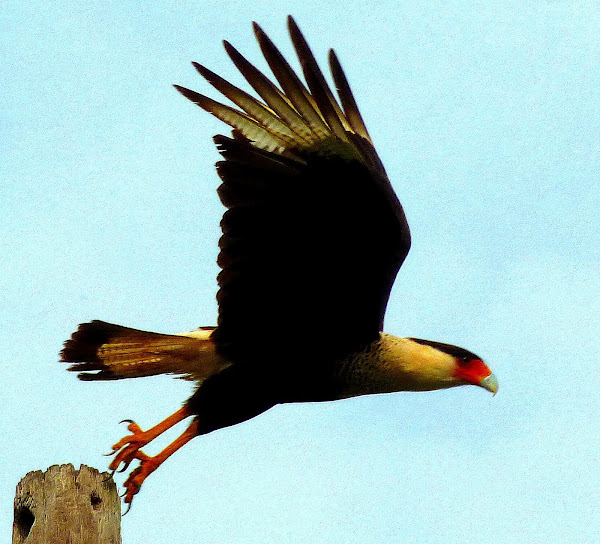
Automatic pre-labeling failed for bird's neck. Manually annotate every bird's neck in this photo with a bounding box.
[335,334,458,399]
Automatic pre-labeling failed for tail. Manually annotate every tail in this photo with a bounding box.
[60,320,229,382]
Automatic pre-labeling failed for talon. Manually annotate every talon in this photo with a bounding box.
[115,419,142,436]
[117,460,132,473]
[103,469,116,483]
[122,502,132,516]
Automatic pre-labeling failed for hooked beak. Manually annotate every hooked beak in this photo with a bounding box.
[480,373,498,395]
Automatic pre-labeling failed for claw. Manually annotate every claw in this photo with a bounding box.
[103,469,116,483]
[119,419,135,425]
[122,502,132,516]
[117,460,132,473]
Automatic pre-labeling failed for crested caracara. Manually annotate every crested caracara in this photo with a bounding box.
[61,16,498,506]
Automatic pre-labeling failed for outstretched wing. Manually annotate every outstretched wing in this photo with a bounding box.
[176,17,411,365]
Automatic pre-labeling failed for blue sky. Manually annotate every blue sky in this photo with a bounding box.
[2,1,599,542]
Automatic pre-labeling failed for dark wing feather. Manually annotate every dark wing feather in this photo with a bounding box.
[328,49,372,143]
[253,22,336,139]
[177,18,411,372]
[286,16,350,140]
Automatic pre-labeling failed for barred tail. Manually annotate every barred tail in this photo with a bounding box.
[60,320,229,382]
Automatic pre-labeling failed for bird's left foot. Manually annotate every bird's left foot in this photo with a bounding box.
[119,451,160,504]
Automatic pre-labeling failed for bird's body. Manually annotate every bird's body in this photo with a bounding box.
[61,16,497,505]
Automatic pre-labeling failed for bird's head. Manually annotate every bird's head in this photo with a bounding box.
[407,338,498,394]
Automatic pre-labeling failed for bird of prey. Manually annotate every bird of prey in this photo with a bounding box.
[61,16,498,505]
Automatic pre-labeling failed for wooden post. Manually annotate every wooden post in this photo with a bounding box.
[13,464,121,544]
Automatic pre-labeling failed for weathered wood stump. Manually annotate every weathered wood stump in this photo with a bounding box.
[13,464,121,544]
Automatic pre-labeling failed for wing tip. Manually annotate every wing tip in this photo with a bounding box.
[286,14,299,33]
[174,85,214,111]
[179,16,377,161]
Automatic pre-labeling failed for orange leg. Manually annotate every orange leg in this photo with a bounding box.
[120,419,199,504]
[108,405,196,503]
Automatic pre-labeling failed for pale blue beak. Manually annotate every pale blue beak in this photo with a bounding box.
[480,373,498,395]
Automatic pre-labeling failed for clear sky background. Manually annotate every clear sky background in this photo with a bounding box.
[2,1,599,542]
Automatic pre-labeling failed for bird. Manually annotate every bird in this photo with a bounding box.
[60,16,498,505]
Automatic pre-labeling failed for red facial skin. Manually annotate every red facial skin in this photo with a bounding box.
[452,358,493,386]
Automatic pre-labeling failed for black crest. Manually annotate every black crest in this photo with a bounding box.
[409,338,481,362]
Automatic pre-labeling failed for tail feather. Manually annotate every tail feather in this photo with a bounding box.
[60,320,228,382]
